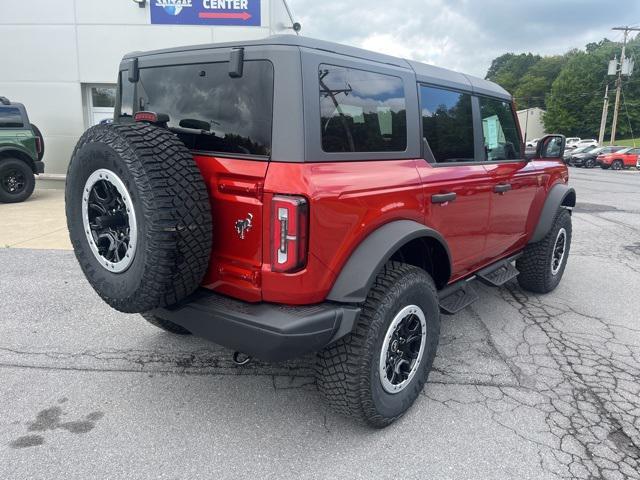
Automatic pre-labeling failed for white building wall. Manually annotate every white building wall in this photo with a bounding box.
[517,107,547,142]
[0,0,291,174]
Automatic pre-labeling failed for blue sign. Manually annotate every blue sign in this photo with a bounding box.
[151,0,261,26]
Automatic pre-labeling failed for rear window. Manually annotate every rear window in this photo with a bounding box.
[319,65,407,153]
[132,60,274,157]
[0,107,24,128]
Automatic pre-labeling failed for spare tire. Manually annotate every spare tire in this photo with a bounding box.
[65,123,212,313]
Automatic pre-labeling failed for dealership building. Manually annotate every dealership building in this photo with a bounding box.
[0,0,295,176]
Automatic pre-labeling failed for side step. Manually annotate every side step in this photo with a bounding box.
[437,254,521,314]
[438,282,479,315]
[476,258,520,287]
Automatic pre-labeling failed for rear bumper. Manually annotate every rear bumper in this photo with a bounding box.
[150,289,360,362]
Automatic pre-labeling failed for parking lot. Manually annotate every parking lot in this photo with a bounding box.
[0,167,639,480]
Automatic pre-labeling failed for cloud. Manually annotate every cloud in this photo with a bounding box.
[289,0,640,77]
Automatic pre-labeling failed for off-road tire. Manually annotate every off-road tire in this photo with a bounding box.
[141,313,191,335]
[66,123,212,313]
[316,262,440,428]
[517,208,572,294]
[0,158,35,203]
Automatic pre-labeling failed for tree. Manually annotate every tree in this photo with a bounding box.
[486,34,640,139]
[486,53,541,94]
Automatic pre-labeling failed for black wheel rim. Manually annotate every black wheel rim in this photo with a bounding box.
[1,168,26,195]
[551,228,567,275]
[82,169,137,273]
[379,305,427,394]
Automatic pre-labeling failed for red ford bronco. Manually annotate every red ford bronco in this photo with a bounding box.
[65,36,575,427]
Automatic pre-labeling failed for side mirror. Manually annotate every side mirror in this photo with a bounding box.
[535,134,565,159]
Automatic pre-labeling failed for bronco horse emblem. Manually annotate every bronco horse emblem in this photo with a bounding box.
[235,213,253,240]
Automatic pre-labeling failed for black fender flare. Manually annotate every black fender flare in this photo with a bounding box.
[0,146,37,172]
[326,220,452,304]
[529,183,576,244]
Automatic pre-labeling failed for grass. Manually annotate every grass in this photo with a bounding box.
[615,138,640,147]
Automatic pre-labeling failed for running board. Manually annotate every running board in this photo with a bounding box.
[438,282,479,315]
[437,254,521,314]
[476,256,520,287]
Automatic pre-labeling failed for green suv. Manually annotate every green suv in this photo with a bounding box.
[0,97,45,203]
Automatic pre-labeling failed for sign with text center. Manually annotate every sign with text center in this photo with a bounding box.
[151,0,261,26]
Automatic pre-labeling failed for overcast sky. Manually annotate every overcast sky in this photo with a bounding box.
[289,0,640,78]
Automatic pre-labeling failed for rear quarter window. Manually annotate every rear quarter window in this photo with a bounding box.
[134,60,274,157]
[319,65,407,153]
[0,107,24,128]
[420,85,475,163]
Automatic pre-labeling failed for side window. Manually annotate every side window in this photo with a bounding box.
[0,107,24,128]
[479,97,521,161]
[319,65,407,153]
[420,85,474,163]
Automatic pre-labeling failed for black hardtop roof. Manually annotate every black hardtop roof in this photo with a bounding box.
[123,35,510,100]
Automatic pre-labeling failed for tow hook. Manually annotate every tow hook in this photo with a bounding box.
[232,351,252,366]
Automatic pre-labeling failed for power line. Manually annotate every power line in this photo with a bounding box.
[621,86,636,147]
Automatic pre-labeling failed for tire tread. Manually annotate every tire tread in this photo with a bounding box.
[66,123,212,313]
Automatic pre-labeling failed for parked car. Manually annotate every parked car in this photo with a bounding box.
[563,145,596,164]
[64,36,575,427]
[571,145,625,168]
[0,96,45,203]
[575,138,598,148]
[526,138,539,148]
[565,137,581,149]
[597,147,640,170]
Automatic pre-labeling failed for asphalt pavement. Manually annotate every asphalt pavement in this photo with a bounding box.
[0,167,639,479]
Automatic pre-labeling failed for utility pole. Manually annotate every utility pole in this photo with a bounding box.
[598,83,609,146]
[610,26,640,144]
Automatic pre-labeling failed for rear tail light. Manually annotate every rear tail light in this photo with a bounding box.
[134,111,169,125]
[35,136,42,154]
[271,195,308,273]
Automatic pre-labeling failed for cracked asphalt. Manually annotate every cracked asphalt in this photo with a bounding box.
[1,168,639,479]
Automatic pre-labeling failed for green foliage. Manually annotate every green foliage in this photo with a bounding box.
[615,137,640,147]
[486,35,640,138]
[486,53,542,95]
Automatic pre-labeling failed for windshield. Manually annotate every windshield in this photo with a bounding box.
[119,60,274,157]
[616,147,631,154]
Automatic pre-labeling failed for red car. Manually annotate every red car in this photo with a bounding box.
[598,147,640,170]
[65,37,575,427]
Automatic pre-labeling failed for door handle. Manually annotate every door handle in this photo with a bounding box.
[431,192,457,204]
[494,183,512,194]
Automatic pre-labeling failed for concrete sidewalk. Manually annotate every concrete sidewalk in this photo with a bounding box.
[0,188,71,250]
